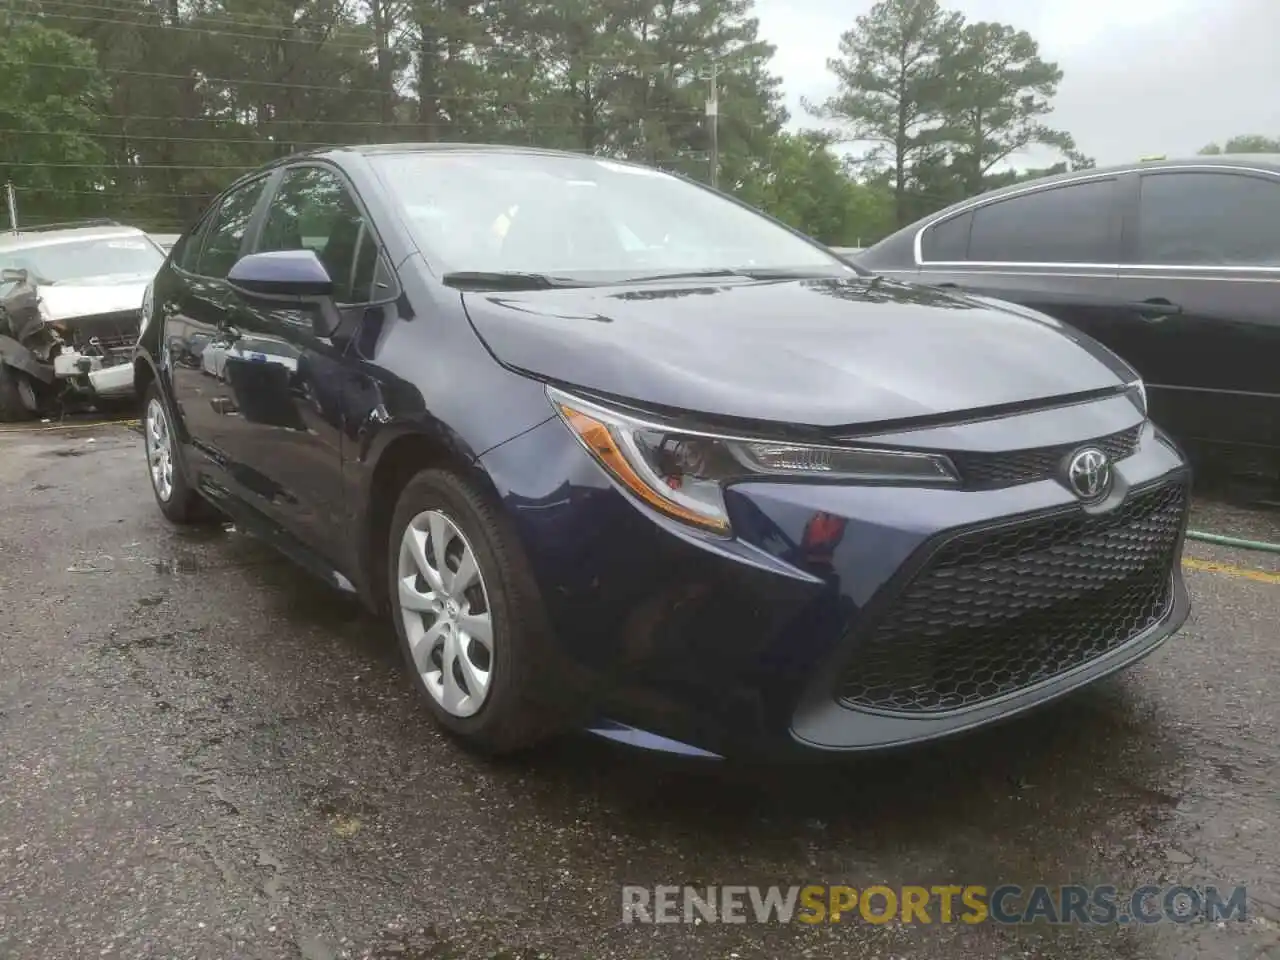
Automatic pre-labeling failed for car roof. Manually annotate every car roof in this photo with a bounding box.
[0,223,149,251]
[317,142,597,160]
[243,142,653,181]
[931,153,1280,213]
[209,141,669,203]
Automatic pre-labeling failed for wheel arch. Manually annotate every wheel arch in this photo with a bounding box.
[357,425,505,614]
[133,355,157,407]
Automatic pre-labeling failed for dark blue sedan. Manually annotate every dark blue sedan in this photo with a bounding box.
[132,144,1191,760]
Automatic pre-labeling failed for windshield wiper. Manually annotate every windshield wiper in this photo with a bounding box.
[613,269,744,284]
[736,267,863,280]
[442,271,588,290]
[614,267,857,285]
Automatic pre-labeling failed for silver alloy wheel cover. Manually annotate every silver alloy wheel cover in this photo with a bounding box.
[145,397,175,503]
[397,509,495,718]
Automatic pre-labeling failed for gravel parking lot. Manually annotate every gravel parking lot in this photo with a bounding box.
[1,418,1278,960]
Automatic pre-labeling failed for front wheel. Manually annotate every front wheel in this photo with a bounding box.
[0,364,36,423]
[388,468,560,754]
[143,382,212,524]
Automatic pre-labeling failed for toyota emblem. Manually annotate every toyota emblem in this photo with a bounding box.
[1066,447,1113,501]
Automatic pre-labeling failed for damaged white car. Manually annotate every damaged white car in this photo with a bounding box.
[0,221,164,421]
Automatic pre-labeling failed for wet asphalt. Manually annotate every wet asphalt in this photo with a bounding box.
[0,420,1277,960]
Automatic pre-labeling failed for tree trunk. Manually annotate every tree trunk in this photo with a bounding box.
[371,0,395,126]
[418,24,440,141]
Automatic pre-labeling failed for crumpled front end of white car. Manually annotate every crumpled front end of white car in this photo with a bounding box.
[40,281,147,399]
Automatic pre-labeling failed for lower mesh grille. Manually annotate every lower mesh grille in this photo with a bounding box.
[836,481,1186,714]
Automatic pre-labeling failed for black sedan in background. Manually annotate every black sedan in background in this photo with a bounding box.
[858,155,1280,479]
[133,144,1190,760]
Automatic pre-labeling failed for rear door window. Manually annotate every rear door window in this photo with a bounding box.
[966,179,1118,264]
[1136,171,1280,266]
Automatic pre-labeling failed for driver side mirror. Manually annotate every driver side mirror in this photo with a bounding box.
[227,249,341,337]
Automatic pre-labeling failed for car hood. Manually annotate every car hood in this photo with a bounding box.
[39,278,148,322]
[460,276,1135,429]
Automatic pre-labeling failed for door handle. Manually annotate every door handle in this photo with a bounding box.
[1134,298,1181,322]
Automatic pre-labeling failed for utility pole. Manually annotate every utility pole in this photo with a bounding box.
[704,61,719,188]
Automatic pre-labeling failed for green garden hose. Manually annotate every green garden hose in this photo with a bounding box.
[1186,530,1280,554]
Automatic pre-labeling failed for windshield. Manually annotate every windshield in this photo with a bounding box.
[368,151,862,282]
[0,235,165,285]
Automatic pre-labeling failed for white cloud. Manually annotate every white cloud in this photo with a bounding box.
[755,0,1280,167]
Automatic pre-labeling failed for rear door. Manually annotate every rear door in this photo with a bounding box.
[1116,167,1280,456]
[910,175,1130,350]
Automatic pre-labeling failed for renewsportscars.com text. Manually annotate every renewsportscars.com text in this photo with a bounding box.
[621,884,1248,925]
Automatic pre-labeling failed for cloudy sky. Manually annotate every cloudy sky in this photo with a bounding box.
[754,0,1280,168]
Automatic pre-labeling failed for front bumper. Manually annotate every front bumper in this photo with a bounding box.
[52,350,136,398]
[479,400,1191,759]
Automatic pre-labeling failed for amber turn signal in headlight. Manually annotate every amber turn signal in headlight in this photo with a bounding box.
[549,387,959,537]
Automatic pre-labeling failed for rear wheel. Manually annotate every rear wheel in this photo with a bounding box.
[143,381,212,524]
[0,364,35,423]
[388,467,559,754]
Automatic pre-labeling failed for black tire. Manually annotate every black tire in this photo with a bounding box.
[0,364,34,423]
[387,467,560,754]
[142,381,215,524]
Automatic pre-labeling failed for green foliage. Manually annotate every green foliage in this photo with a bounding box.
[2,0,814,234]
[0,0,1243,248]
[1199,135,1280,155]
[805,0,960,225]
[0,16,106,222]
[731,131,893,245]
[816,0,1083,228]
[934,21,1072,195]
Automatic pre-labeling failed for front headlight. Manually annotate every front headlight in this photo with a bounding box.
[548,387,958,536]
[1128,378,1147,416]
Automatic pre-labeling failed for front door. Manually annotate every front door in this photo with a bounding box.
[217,162,383,566]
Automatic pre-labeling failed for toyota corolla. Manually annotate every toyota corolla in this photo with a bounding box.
[133,144,1191,759]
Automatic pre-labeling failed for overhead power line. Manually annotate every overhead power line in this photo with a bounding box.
[0,127,342,147]
[14,0,364,32]
[20,0,727,68]
[2,160,257,170]
[90,113,466,128]
[22,60,717,109]
[19,186,217,197]
[19,0,726,72]
[22,59,429,96]
[26,5,381,53]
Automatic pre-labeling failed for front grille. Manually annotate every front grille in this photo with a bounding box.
[836,481,1186,714]
[950,423,1143,489]
[62,309,140,353]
